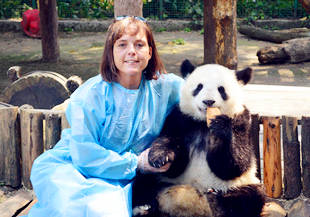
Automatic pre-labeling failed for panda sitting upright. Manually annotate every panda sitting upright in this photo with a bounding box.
[132,59,265,217]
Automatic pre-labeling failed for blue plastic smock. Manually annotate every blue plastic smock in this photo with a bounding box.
[25,73,183,217]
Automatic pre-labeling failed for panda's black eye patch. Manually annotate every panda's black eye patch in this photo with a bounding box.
[193,83,203,96]
[218,86,228,100]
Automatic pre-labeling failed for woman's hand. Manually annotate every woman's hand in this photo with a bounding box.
[137,148,171,173]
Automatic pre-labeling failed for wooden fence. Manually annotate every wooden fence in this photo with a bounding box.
[0,104,309,200]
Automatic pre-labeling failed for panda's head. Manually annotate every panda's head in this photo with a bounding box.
[179,59,252,121]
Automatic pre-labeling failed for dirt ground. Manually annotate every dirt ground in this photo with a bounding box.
[1,30,310,94]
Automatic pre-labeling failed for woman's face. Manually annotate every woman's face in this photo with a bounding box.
[113,25,152,89]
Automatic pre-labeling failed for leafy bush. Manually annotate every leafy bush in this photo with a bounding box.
[0,0,32,18]
[57,0,113,19]
[0,0,307,20]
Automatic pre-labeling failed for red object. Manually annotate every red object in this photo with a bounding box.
[21,9,41,38]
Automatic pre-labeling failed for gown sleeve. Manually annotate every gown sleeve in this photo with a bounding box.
[66,85,138,181]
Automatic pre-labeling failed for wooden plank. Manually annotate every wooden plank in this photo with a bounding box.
[301,116,310,198]
[0,190,33,217]
[60,112,70,131]
[282,116,301,199]
[20,109,44,189]
[44,113,61,150]
[262,117,282,198]
[17,197,37,216]
[0,107,21,187]
[250,114,261,179]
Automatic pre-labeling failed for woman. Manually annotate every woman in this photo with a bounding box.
[25,16,183,217]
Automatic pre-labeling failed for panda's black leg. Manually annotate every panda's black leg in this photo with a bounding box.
[132,173,162,217]
[211,184,265,217]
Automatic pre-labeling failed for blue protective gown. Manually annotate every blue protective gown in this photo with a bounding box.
[25,73,183,217]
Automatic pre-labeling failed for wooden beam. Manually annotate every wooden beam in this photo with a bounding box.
[0,106,21,188]
[263,117,282,198]
[301,116,310,197]
[282,116,302,199]
[20,109,44,189]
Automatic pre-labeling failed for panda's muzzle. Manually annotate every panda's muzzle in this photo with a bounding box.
[203,100,215,107]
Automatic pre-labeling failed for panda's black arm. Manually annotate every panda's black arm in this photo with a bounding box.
[148,106,190,176]
[207,108,253,180]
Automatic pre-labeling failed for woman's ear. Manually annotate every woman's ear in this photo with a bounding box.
[148,46,152,60]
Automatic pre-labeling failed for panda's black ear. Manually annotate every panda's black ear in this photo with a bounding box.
[180,59,195,78]
[236,67,253,85]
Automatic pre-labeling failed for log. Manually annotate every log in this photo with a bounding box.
[250,114,261,179]
[44,112,61,150]
[262,117,282,198]
[282,116,302,199]
[257,37,310,64]
[0,106,21,188]
[1,71,70,109]
[238,24,310,43]
[256,45,289,64]
[20,109,44,189]
[301,116,310,197]
[283,37,310,63]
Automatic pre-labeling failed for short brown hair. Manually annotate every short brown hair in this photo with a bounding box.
[100,17,165,81]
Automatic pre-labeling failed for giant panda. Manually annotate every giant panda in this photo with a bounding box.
[132,59,265,217]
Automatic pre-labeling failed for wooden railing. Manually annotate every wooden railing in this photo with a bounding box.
[0,104,309,200]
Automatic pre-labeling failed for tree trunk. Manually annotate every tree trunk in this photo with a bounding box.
[39,0,60,62]
[239,24,310,43]
[203,0,237,69]
[257,37,310,64]
[114,0,143,18]
[299,0,310,13]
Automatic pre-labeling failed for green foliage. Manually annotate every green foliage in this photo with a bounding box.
[171,38,185,45]
[237,0,307,20]
[155,27,167,32]
[0,0,308,20]
[184,27,191,32]
[0,0,32,18]
[57,0,113,19]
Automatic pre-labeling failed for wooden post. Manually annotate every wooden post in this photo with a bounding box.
[60,112,70,131]
[262,117,282,198]
[282,116,301,199]
[39,0,60,62]
[250,114,261,179]
[44,113,61,150]
[203,0,238,69]
[20,109,44,189]
[301,116,310,197]
[114,0,143,18]
[0,107,21,188]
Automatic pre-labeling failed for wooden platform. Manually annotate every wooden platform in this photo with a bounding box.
[244,84,310,118]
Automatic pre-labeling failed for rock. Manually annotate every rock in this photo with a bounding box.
[288,199,310,217]
[261,202,287,217]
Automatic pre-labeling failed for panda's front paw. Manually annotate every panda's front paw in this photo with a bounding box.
[148,137,175,168]
[209,115,232,137]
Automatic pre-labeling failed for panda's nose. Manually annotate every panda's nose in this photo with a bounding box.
[203,100,215,107]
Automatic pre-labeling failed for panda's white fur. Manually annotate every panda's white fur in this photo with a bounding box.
[161,146,259,193]
[180,64,245,120]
